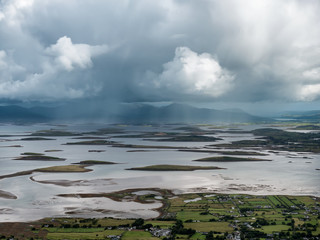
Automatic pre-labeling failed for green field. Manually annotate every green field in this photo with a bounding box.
[47,232,107,240]
[184,222,233,232]
[0,192,319,240]
[121,231,160,240]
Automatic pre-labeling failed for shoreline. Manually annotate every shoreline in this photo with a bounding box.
[0,187,319,223]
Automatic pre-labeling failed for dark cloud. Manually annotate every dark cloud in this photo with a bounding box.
[0,0,320,104]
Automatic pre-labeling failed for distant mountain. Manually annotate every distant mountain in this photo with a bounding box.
[112,103,272,123]
[280,110,320,121]
[0,105,48,123]
[0,103,272,123]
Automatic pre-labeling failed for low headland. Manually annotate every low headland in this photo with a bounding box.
[126,164,225,171]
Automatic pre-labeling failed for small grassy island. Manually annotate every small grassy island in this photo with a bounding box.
[153,135,221,142]
[84,128,124,135]
[14,153,65,161]
[37,165,91,173]
[127,164,225,171]
[65,140,188,149]
[45,149,63,152]
[179,149,268,156]
[20,137,55,141]
[0,165,92,180]
[30,129,80,136]
[21,152,44,155]
[1,125,319,240]
[112,143,188,149]
[74,160,117,165]
[193,156,272,162]
[65,140,115,145]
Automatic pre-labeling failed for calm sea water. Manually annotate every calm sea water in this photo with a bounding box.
[0,123,319,221]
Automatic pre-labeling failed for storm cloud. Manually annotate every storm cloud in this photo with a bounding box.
[0,0,320,104]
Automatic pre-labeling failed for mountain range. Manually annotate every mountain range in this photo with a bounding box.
[0,103,272,123]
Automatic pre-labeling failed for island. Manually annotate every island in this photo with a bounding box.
[73,160,117,165]
[126,164,225,171]
[14,153,66,161]
[193,156,272,162]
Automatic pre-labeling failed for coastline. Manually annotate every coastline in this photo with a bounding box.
[1,186,319,223]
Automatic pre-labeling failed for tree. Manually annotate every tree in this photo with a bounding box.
[132,218,144,228]
[206,231,214,240]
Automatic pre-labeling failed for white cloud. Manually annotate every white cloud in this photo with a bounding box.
[144,47,234,99]
[0,51,7,69]
[46,36,108,71]
[0,0,320,103]
[0,50,25,81]
[0,12,5,22]
[0,0,34,26]
[0,37,108,101]
[298,84,320,101]
[302,67,320,81]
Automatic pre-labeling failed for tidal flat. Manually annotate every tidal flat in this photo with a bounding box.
[0,190,319,239]
[0,123,319,223]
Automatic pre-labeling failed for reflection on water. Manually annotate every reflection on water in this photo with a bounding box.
[0,123,319,221]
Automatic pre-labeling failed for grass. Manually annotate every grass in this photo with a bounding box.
[175,234,189,239]
[184,222,233,232]
[21,152,44,156]
[209,209,232,215]
[47,232,106,240]
[0,165,91,181]
[37,165,92,173]
[261,225,290,234]
[20,137,55,141]
[97,218,134,226]
[313,221,320,235]
[267,196,282,207]
[14,155,66,161]
[31,130,80,136]
[145,221,175,228]
[45,149,63,152]
[127,164,225,171]
[104,229,126,235]
[278,196,295,207]
[194,156,272,162]
[45,227,104,233]
[0,191,318,239]
[294,196,316,206]
[85,128,124,135]
[155,135,221,142]
[180,149,268,156]
[65,140,115,145]
[190,232,206,240]
[74,160,117,165]
[121,231,160,240]
[176,212,214,222]
[112,143,188,149]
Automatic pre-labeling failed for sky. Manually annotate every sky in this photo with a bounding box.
[0,0,320,115]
